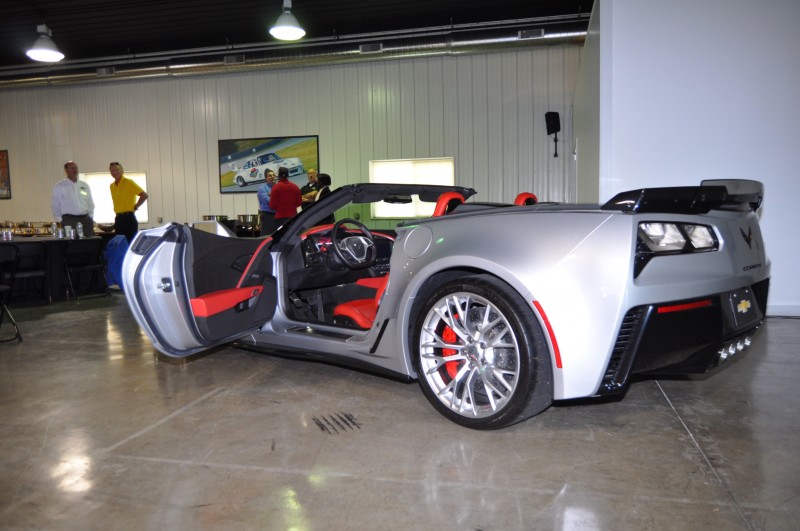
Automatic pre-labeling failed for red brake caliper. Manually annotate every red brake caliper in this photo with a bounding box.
[442,323,460,380]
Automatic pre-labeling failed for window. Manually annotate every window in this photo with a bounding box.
[369,157,454,218]
[80,172,148,224]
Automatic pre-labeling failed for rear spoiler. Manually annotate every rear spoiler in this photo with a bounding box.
[601,179,763,214]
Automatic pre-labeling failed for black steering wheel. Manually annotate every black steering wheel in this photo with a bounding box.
[331,218,377,269]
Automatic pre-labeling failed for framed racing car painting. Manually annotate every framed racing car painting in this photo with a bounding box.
[0,150,10,199]
[218,135,319,194]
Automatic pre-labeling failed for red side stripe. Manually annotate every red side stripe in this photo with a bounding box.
[533,301,562,369]
[657,299,712,314]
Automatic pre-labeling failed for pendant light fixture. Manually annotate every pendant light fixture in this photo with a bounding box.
[26,24,65,63]
[269,0,306,41]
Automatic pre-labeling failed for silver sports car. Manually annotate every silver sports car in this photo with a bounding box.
[122,180,769,429]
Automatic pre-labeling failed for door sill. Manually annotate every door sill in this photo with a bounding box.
[286,325,354,340]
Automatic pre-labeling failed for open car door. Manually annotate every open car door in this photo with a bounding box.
[122,224,277,357]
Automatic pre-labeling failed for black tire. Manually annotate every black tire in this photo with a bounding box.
[236,176,245,187]
[412,274,553,429]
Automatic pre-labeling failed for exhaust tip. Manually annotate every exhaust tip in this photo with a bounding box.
[717,334,753,363]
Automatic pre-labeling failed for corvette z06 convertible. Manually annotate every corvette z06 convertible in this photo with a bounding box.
[122,180,769,429]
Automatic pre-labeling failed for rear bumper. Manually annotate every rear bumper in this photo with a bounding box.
[597,278,769,395]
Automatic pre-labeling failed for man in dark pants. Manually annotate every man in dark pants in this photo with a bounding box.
[51,160,95,237]
[109,162,148,242]
[257,169,277,236]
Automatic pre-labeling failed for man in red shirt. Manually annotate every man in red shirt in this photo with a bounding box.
[269,166,302,227]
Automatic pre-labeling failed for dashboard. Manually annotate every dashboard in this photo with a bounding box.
[294,227,394,288]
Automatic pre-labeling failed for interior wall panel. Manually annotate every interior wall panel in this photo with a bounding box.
[531,50,551,202]
[384,62,402,162]
[0,46,580,224]
[427,58,445,160]
[455,56,474,190]
[369,63,388,162]
[516,51,535,198]
[501,52,520,203]
[315,66,334,175]
[330,67,348,179]
[302,68,320,152]
[357,65,374,173]
[398,61,416,160]
[192,79,209,220]
[187,80,205,220]
[441,59,459,167]
[413,60,430,158]
[471,55,490,197]
[487,57,505,201]
[547,48,567,201]
[201,77,219,218]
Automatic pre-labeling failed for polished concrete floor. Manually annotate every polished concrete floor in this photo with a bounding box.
[1,295,798,530]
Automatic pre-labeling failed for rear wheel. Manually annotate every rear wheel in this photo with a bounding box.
[413,275,552,429]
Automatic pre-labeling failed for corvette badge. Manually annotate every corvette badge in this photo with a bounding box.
[740,226,753,249]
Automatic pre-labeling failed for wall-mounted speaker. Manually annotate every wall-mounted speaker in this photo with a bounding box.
[545,112,561,135]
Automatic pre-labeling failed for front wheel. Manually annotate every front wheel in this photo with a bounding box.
[413,275,553,429]
[236,176,245,187]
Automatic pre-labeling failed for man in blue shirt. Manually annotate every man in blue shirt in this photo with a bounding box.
[256,169,277,236]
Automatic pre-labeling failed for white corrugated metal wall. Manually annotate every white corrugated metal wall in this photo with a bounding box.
[0,46,581,225]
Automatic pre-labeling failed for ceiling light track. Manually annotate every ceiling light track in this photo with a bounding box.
[1,14,588,88]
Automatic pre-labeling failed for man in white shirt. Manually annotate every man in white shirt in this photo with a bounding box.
[51,161,95,237]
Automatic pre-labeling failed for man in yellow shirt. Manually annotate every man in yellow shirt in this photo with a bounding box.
[109,161,148,242]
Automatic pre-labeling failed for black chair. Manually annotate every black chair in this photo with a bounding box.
[14,241,50,304]
[63,238,110,300]
[0,244,23,343]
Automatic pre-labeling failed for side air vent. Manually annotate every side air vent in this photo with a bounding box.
[598,306,647,394]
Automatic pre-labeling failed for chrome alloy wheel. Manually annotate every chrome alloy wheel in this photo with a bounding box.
[418,291,521,418]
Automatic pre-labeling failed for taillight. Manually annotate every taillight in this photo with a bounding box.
[635,222,719,277]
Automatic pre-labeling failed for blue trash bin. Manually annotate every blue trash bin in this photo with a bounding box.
[104,235,129,291]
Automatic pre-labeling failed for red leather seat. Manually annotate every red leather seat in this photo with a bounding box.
[514,192,538,205]
[433,192,465,216]
[333,275,389,329]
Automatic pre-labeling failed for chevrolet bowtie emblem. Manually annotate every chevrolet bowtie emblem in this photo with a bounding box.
[737,299,752,314]
[740,227,753,249]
